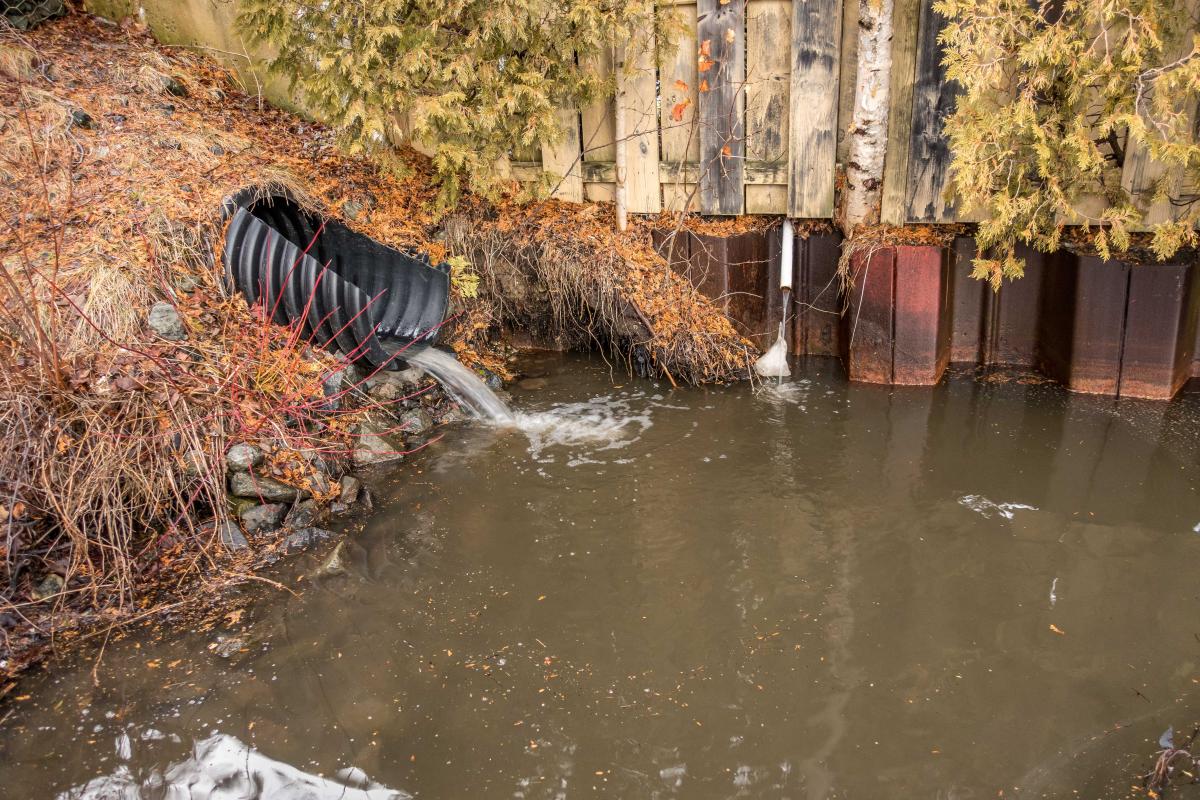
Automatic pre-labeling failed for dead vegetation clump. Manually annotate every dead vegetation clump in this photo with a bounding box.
[446,199,755,385]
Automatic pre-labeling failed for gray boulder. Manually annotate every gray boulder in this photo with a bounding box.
[284,498,324,529]
[229,471,304,503]
[239,503,286,534]
[399,408,433,436]
[352,419,405,466]
[215,521,248,551]
[225,443,263,472]
[147,301,186,341]
[338,475,361,505]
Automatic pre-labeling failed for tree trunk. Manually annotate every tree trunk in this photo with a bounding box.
[613,43,629,232]
[843,0,895,229]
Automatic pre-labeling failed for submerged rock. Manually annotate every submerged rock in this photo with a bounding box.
[314,541,346,576]
[239,503,285,534]
[147,301,186,341]
[224,443,262,472]
[283,526,335,552]
[229,471,304,503]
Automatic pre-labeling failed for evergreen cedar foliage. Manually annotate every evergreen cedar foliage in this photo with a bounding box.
[938,0,1200,285]
[238,0,670,211]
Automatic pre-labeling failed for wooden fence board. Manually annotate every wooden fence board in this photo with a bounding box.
[580,49,616,203]
[787,0,841,218]
[660,3,701,213]
[746,0,791,214]
[618,38,662,213]
[879,0,920,224]
[540,108,584,202]
[698,0,746,215]
[904,0,961,222]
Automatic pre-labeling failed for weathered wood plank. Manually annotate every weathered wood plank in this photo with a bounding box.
[878,0,920,224]
[511,159,790,185]
[835,0,859,165]
[787,0,841,218]
[904,0,962,222]
[580,48,617,203]
[746,0,791,214]
[617,36,662,213]
[698,0,745,215]
[540,107,584,203]
[660,3,701,213]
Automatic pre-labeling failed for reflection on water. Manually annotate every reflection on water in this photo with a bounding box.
[4,354,1200,799]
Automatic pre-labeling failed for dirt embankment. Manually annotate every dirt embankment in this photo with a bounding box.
[0,12,752,691]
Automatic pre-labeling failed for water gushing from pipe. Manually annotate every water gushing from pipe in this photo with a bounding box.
[405,347,514,423]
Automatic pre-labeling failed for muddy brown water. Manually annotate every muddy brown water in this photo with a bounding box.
[4,354,1200,799]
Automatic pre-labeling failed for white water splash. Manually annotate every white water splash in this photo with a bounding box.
[61,734,407,799]
[1049,577,1058,607]
[406,347,513,423]
[514,393,654,464]
[958,494,1038,520]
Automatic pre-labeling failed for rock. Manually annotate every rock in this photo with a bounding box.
[439,404,470,425]
[283,527,335,552]
[182,448,205,478]
[211,636,244,659]
[239,503,286,534]
[314,542,346,577]
[163,76,188,97]
[365,366,424,398]
[32,573,64,601]
[147,301,186,341]
[229,471,303,503]
[70,108,93,129]
[321,370,345,410]
[225,443,263,472]
[342,199,364,221]
[284,498,323,529]
[518,377,548,390]
[481,369,503,390]
[399,408,433,436]
[338,475,361,505]
[215,521,248,551]
[352,420,405,466]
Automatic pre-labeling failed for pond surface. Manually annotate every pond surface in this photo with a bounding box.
[5,355,1200,799]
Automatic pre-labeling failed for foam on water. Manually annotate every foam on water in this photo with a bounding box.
[512,392,655,465]
[61,733,407,799]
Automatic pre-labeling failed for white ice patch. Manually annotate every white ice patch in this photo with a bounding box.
[61,733,408,799]
[958,494,1038,520]
[515,393,654,465]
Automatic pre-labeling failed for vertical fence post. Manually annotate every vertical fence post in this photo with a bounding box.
[745,0,791,213]
[787,0,841,218]
[698,0,746,215]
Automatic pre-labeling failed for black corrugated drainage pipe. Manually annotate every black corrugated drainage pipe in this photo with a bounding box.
[221,188,450,370]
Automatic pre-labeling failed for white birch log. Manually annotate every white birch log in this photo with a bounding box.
[843,0,895,228]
